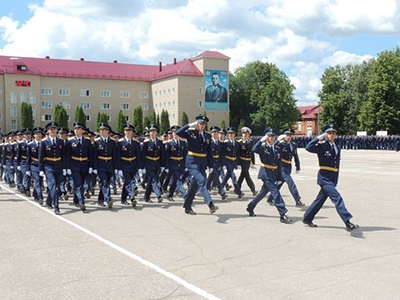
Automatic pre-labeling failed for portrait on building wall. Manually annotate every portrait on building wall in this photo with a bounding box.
[204,69,228,110]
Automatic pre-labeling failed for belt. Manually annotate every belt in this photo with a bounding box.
[31,157,39,162]
[261,163,278,170]
[146,156,160,161]
[225,155,236,161]
[45,157,61,162]
[240,156,251,161]
[169,156,183,161]
[320,166,339,172]
[5,155,10,159]
[281,159,292,164]
[71,156,88,161]
[98,156,112,161]
[188,151,207,157]
[21,155,27,159]
[213,155,220,159]
[121,156,137,162]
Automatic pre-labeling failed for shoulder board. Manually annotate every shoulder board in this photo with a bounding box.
[143,138,150,142]
[261,142,266,146]
[84,137,90,141]
[42,137,47,141]
[118,138,124,142]
[318,140,327,144]
[163,140,168,144]
[237,139,243,142]
[95,137,101,141]
[11,141,16,145]
[188,128,196,132]
[279,139,285,144]
[221,140,227,143]
[292,141,297,146]
[28,141,35,145]
[68,137,75,141]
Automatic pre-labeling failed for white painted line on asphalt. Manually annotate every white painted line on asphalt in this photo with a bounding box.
[1,184,221,300]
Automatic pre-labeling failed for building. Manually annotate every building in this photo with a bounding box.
[296,105,321,136]
[0,51,230,133]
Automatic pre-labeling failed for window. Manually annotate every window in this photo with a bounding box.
[172,87,175,93]
[124,116,130,122]
[172,100,175,106]
[10,92,17,103]
[168,89,170,94]
[120,103,130,110]
[0,101,2,108]
[42,114,52,121]
[107,115,111,122]
[41,88,52,95]
[155,91,158,97]
[41,101,52,108]
[198,87,203,94]
[80,89,90,97]
[29,92,36,104]
[120,91,130,98]
[198,100,203,108]
[59,101,70,109]
[100,103,110,110]
[141,103,149,111]
[0,87,2,94]
[20,92,26,103]
[168,101,170,107]
[297,122,302,132]
[139,91,148,98]
[32,106,36,117]
[80,102,90,109]
[172,113,175,119]
[59,88,70,96]
[101,90,111,97]
[11,120,17,130]
[10,105,17,117]
[67,115,70,122]
[86,115,91,122]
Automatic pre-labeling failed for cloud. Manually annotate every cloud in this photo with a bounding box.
[321,50,374,66]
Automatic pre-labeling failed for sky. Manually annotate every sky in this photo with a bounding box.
[0,0,399,106]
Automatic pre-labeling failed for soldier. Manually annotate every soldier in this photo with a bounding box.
[93,123,118,209]
[141,124,164,203]
[3,132,16,187]
[26,127,44,204]
[266,128,304,207]
[237,126,257,196]
[303,123,359,231]
[164,125,187,201]
[38,122,66,215]
[246,128,292,224]
[0,133,4,181]
[58,127,71,201]
[17,128,32,196]
[221,127,245,198]
[65,122,93,212]
[13,130,24,192]
[176,114,218,215]
[117,124,141,207]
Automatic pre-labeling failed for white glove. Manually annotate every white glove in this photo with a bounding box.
[67,169,72,175]
[222,166,227,172]
[165,169,169,173]
[118,170,123,176]
[93,169,98,174]
[62,169,67,176]
[10,166,14,169]
[26,171,31,176]
[114,169,118,174]
[88,167,93,174]
[296,170,300,174]
[17,166,22,171]
[208,167,213,174]
[260,135,267,142]
[236,165,242,171]
[161,167,165,172]
[317,133,326,140]
[277,134,285,141]
[185,168,188,172]
[142,169,146,175]
[39,171,45,177]
[188,121,197,127]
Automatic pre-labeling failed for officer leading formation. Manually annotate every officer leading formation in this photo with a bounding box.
[0,118,360,231]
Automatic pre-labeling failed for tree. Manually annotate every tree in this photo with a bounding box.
[160,109,170,133]
[20,102,34,129]
[221,120,226,130]
[143,116,151,132]
[116,110,126,135]
[133,106,143,134]
[359,50,400,134]
[54,104,68,128]
[237,118,246,132]
[203,111,208,131]
[96,112,108,131]
[149,111,156,125]
[181,111,189,125]
[75,106,86,126]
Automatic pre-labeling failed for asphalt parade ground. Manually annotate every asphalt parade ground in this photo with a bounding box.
[1,149,399,300]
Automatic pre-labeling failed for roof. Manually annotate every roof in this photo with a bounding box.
[0,53,208,81]
[298,105,321,119]
[191,50,230,60]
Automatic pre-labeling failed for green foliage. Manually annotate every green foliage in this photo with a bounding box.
[237,119,246,132]
[203,111,208,131]
[181,111,189,125]
[149,111,156,125]
[20,102,34,129]
[143,116,151,132]
[96,113,108,131]
[75,106,86,126]
[116,110,126,135]
[156,114,160,128]
[160,109,170,133]
[133,106,143,135]
[221,120,226,130]
[54,104,68,128]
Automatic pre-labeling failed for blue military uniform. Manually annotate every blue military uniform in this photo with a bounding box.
[13,134,23,191]
[246,128,292,223]
[2,133,16,187]
[17,129,31,196]
[237,127,257,196]
[26,127,44,203]
[303,123,358,231]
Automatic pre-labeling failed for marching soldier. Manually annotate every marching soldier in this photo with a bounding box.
[65,122,93,212]
[117,124,141,207]
[38,122,66,215]
[13,130,24,192]
[26,127,44,204]
[237,126,257,196]
[3,132,16,187]
[176,114,218,215]
[93,123,118,209]
[17,128,32,196]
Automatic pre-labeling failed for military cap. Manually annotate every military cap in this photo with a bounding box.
[282,128,295,135]
[170,125,180,132]
[219,128,227,135]
[58,127,69,134]
[162,131,168,137]
[67,130,75,136]
[144,131,150,136]
[73,121,85,129]
[17,129,24,135]
[123,124,135,131]
[323,123,338,133]
[148,124,159,132]
[195,114,209,124]
[227,127,236,134]
[264,127,277,136]
[24,128,32,134]
[241,126,252,134]
[32,127,44,134]
[45,122,58,131]
[210,126,221,133]
[99,123,111,131]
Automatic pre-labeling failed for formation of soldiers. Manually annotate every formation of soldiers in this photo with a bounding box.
[0,115,369,230]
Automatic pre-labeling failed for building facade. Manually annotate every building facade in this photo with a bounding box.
[296,105,321,136]
[0,51,230,133]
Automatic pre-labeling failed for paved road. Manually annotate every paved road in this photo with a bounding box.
[1,149,399,299]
